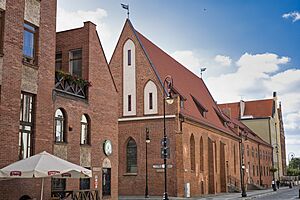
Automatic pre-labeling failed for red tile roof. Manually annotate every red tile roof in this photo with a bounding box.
[219,99,274,119]
[134,29,237,137]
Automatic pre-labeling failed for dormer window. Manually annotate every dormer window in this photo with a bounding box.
[191,95,208,117]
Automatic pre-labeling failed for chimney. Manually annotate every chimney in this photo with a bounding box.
[240,100,245,118]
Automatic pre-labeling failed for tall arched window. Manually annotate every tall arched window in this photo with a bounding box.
[144,80,158,115]
[200,137,204,172]
[80,114,90,145]
[126,138,137,173]
[55,109,66,142]
[190,134,195,171]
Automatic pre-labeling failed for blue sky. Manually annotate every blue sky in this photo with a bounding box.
[57,0,300,162]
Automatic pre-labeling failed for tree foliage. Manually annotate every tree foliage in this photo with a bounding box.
[287,157,300,176]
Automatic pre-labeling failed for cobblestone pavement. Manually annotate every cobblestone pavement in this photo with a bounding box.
[119,186,296,200]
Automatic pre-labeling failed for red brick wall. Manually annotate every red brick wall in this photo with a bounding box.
[0,0,57,199]
[243,140,273,188]
[55,22,119,199]
[109,20,242,197]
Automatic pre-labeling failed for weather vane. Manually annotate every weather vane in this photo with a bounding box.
[200,67,206,78]
[121,3,130,19]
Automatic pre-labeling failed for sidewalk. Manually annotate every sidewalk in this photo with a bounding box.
[119,186,290,200]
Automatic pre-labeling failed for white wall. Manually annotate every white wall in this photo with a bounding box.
[123,39,136,116]
[144,80,158,115]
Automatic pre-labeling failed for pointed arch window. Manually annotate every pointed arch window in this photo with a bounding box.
[190,134,195,171]
[126,138,137,173]
[144,80,158,115]
[80,114,90,145]
[55,109,66,143]
[200,137,204,172]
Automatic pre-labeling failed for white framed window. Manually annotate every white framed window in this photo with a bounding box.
[55,109,66,143]
[80,114,89,145]
[144,80,158,115]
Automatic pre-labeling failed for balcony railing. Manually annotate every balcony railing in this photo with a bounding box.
[51,189,100,200]
[55,71,89,99]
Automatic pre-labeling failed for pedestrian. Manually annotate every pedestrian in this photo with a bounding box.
[272,180,277,191]
[276,179,280,189]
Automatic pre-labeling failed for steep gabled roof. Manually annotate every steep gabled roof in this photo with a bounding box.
[219,99,274,119]
[132,25,237,137]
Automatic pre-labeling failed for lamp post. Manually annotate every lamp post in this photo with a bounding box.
[272,144,280,181]
[162,75,174,200]
[288,152,295,163]
[145,127,151,198]
[239,131,247,197]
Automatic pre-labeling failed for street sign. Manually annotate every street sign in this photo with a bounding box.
[152,164,173,169]
[161,138,170,146]
[153,164,163,169]
[161,147,170,159]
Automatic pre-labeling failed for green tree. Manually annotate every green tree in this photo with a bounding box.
[287,157,300,176]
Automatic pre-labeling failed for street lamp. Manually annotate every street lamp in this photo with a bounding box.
[288,152,295,163]
[162,75,174,200]
[239,131,247,197]
[145,127,151,198]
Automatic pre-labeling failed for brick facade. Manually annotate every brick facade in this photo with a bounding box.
[55,22,118,199]
[109,20,243,197]
[0,1,118,199]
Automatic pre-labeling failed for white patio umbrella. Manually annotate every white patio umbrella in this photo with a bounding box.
[0,151,92,200]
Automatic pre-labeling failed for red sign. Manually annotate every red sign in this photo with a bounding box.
[10,171,22,176]
[48,171,60,176]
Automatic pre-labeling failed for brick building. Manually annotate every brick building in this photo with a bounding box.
[109,19,243,197]
[0,0,118,198]
[0,0,57,199]
[54,22,118,199]
[224,116,273,189]
[219,92,287,181]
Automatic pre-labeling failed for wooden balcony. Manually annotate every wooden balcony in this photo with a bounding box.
[55,71,89,99]
[51,189,100,200]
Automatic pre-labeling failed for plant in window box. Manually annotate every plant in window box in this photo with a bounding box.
[56,70,92,87]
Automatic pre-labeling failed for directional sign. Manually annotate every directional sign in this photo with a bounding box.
[152,164,173,169]
[161,138,170,147]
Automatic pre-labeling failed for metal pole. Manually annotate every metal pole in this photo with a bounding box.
[258,144,262,186]
[145,130,149,198]
[239,137,247,197]
[163,96,169,200]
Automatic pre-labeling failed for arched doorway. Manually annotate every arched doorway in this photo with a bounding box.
[102,158,112,197]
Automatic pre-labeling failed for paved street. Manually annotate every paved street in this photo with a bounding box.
[254,187,299,200]
[119,186,300,200]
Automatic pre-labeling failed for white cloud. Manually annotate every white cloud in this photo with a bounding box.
[204,52,300,157]
[282,11,300,22]
[214,55,232,66]
[171,50,203,75]
[171,50,236,78]
[285,112,300,130]
[56,6,113,56]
